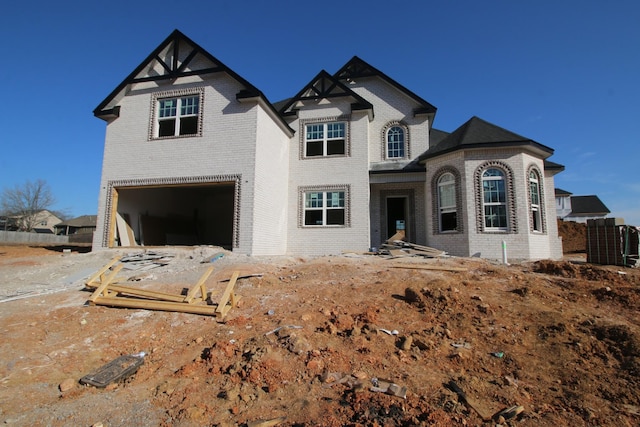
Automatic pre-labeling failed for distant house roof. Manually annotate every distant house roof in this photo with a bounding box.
[569,196,610,216]
[555,188,573,196]
[55,215,97,228]
[418,116,554,161]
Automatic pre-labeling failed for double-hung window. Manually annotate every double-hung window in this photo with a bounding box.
[529,170,542,232]
[157,95,200,137]
[304,190,345,226]
[482,168,508,230]
[305,122,346,157]
[437,172,457,231]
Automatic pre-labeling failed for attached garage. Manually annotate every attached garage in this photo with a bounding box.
[102,176,240,249]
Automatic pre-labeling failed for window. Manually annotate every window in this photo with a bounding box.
[387,126,405,158]
[529,170,542,232]
[305,122,346,156]
[304,190,345,226]
[157,95,200,137]
[437,172,457,231]
[482,168,507,230]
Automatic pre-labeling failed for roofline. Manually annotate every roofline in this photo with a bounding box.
[334,56,437,116]
[418,140,554,163]
[94,30,292,133]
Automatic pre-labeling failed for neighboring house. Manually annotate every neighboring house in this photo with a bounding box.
[4,209,62,233]
[555,188,573,219]
[92,30,564,260]
[54,215,97,235]
[560,194,610,223]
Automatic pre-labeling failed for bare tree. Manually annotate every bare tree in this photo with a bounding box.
[1,179,56,232]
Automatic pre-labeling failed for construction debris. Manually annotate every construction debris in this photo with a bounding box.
[84,257,241,319]
[80,353,145,388]
[376,230,447,258]
[119,252,174,270]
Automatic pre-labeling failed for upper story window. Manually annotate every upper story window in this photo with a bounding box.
[437,172,457,232]
[482,168,508,230]
[305,122,346,157]
[382,121,409,160]
[529,169,543,232]
[150,88,204,140]
[387,126,405,158]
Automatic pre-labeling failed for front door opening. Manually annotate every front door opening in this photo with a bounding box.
[386,196,407,240]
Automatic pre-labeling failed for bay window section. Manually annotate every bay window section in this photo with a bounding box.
[529,170,542,232]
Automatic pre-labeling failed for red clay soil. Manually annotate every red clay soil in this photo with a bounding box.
[1,245,640,426]
[557,219,587,253]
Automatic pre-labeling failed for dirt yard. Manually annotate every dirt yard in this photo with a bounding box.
[1,241,639,426]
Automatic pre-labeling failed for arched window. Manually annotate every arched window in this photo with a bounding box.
[437,172,457,231]
[482,168,507,230]
[387,126,405,158]
[529,170,542,232]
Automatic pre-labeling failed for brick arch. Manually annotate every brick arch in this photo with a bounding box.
[474,161,517,233]
[430,166,463,234]
[381,121,410,159]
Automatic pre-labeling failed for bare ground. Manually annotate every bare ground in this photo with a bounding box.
[1,244,640,426]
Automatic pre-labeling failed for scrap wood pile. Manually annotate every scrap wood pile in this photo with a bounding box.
[83,256,241,320]
[378,230,447,258]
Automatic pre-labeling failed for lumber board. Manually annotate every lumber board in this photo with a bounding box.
[89,265,124,301]
[86,283,186,302]
[216,271,239,315]
[386,230,405,243]
[85,257,121,287]
[184,266,214,303]
[115,212,131,247]
[90,296,218,316]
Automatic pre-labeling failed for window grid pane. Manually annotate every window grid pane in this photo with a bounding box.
[181,96,199,115]
[303,190,346,226]
[387,126,405,158]
[159,99,177,118]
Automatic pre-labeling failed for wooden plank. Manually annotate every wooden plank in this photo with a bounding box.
[216,271,239,315]
[108,189,119,248]
[386,230,405,243]
[115,212,131,247]
[86,283,186,302]
[89,264,123,302]
[184,266,214,303]
[90,295,218,316]
[85,257,121,287]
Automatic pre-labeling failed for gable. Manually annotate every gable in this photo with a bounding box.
[278,70,373,119]
[334,56,437,117]
[94,30,292,135]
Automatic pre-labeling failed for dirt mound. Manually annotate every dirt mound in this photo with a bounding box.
[2,247,640,426]
[558,219,587,253]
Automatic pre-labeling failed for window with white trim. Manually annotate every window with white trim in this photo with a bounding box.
[482,168,508,230]
[304,190,345,226]
[437,172,457,231]
[305,122,346,157]
[387,126,405,158]
[529,170,542,232]
[152,90,203,139]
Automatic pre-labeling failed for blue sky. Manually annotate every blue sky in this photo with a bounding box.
[1,1,639,225]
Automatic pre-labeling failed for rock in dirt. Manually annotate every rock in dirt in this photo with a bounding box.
[59,378,76,392]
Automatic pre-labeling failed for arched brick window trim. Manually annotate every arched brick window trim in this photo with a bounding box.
[381,121,410,160]
[526,165,547,233]
[431,166,463,234]
[474,161,517,233]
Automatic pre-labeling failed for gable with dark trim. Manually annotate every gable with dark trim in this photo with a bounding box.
[334,56,437,117]
[278,70,373,119]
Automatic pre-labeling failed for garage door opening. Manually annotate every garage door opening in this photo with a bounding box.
[109,182,236,248]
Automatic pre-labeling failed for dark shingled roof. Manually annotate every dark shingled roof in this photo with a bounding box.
[418,116,554,161]
[570,196,610,216]
[555,188,573,196]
